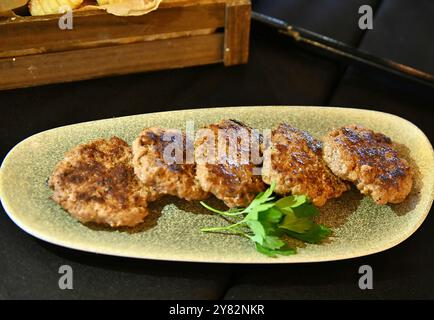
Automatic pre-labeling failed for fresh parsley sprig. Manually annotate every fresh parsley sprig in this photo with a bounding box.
[200,182,331,257]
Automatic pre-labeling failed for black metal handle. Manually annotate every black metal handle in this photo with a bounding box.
[252,11,434,89]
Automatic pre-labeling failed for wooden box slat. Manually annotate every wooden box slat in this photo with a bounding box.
[0,34,224,90]
[224,1,251,66]
[0,4,226,58]
[0,0,250,90]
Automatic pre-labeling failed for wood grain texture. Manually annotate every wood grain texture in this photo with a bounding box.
[0,33,224,90]
[0,4,225,58]
[223,0,251,66]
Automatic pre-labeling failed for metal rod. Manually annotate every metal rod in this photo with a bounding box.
[252,11,434,88]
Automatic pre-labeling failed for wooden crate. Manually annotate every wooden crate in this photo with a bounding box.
[0,0,251,90]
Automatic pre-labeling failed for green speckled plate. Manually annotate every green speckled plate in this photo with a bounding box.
[1,106,433,263]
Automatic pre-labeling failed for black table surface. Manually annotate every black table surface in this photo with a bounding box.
[1,0,433,299]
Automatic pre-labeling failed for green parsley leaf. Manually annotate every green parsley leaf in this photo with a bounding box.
[263,235,286,250]
[242,181,276,214]
[278,211,314,233]
[275,194,308,211]
[259,220,281,237]
[258,207,282,224]
[244,202,276,221]
[282,224,331,244]
[200,182,332,258]
[246,220,266,245]
[255,243,296,257]
[292,203,320,218]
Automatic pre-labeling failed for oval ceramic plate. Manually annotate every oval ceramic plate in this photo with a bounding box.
[1,106,433,263]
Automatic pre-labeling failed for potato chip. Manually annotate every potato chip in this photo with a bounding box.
[0,0,29,12]
[29,0,84,16]
[93,0,162,16]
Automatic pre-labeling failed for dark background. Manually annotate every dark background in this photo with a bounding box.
[1,0,433,299]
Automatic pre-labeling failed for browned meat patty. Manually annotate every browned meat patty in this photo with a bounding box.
[49,137,154,227]
[322,125,413,204]
[262,123,349,206]
[132,127,209,201]
[194,119,266,208]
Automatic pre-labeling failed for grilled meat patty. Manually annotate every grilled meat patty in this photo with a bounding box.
[49,137,153,227]
[322,125,413,204]
[262,123,349,206]
[132,127,209,201]
[194,119,266,208]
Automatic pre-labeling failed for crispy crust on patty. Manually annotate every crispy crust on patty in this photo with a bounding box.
[194,119,266,208]
[322,125,413,204]
[132,127,209,201]
[49,137,153,227]
[262,123,349,206]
